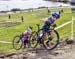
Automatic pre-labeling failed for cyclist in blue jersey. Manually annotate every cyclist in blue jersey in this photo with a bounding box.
[40,12,60,47]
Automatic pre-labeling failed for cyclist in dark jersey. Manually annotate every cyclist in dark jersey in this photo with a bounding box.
[41,12,60,46]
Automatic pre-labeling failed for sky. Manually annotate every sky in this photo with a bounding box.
[0,0,68,1]
[0,0,71,11]
[0,0,27,1]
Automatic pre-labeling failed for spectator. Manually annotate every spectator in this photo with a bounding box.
[21,16,24,22]
[8,14,11,20]
[59,9,64,14]
[61,9,63,13]
[48,9,50,15]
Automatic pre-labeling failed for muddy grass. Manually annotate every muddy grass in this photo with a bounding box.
[0,22,21,28]
[0,20,6,22]
[0,40,75,59]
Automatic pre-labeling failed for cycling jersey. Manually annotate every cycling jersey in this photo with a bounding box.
[42,17,54,37]
[22,32,30,41]
[48,17,54,24]
[22,32,30,45]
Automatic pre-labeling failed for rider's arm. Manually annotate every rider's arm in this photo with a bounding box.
[40,18,48,22]
[51,21,57,28]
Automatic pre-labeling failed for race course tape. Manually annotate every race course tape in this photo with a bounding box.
[0,41,11,44]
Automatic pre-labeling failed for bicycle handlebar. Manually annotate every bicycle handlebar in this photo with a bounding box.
[36,24,40,30]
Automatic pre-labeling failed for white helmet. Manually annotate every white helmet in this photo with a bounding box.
[27,26,32,34]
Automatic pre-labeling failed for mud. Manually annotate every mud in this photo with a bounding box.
[0,41,75,59]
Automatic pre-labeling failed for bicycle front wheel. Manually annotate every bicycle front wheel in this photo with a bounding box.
[12,35,23,50]
[43,30,60,50]
[29,31,39,48]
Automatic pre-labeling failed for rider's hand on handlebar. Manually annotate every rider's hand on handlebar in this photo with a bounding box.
[53,24,57,28]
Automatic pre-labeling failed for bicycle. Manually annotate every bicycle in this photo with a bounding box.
[29,24,60,50]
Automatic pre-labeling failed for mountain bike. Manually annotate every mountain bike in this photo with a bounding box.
[29,24,60,50]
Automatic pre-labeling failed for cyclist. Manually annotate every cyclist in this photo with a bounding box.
[22,26,33,48]
[40,12,60,47]
[21,16,24,23]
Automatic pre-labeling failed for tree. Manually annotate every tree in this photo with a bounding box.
[11,8,21,13]
[44,0,69,3]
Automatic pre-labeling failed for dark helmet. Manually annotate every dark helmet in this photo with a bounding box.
[52,12,60,19]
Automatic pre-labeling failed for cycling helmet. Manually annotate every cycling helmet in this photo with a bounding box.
[52,12,60,19]
[27,26,33,34]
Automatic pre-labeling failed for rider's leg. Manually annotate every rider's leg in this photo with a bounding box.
[22,36,28,48]
[39,32,46,48]
[46,30,54,47]
[25,40,29,48]
[23,40,26,48]
[23,39,29,48]
[49,30,54,40]
[40,30,46,44]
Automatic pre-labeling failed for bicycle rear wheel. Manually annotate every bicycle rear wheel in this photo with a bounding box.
[43,30,59,50]
[12,35,23,50]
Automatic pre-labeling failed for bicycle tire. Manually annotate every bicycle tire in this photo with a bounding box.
[32,29,43,48]
[43,30,59,51]
[12,35,23,50]
[29,31,39,48]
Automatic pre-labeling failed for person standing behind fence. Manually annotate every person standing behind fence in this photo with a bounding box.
[48,9,50,15]
[59,9,63,14]
[8,14,11,20]
[21,16,24,22]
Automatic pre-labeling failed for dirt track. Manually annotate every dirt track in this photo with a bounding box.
[0,41,75,59]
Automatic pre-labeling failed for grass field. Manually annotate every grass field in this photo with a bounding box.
[0,8,75,53]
